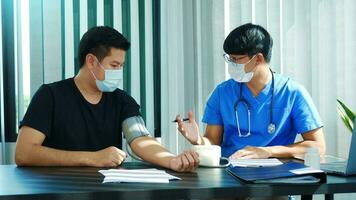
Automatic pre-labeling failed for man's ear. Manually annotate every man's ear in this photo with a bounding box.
[86,54,96,70]
[255,53,265,65]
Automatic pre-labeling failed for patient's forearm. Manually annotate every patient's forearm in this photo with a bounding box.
[130,136,175,169]
[15,144,91,167]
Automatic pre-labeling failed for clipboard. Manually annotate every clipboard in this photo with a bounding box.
[227,161,327,184]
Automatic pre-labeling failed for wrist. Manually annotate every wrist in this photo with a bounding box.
[166,155,176,170]
[192,135,202,145]
[262,147,273,158]
[80,152,95,166]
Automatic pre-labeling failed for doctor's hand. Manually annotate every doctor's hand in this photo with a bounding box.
[229,146,272,159]
[169,150,199,172]
[175,111,201,145]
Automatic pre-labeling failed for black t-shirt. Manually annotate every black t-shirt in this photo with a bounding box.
[20,78,141,151]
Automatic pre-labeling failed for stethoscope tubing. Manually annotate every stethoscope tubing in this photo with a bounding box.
[234,68,275,136]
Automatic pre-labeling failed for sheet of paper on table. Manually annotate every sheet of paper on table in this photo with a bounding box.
[99,168,181,183]
[229,158,283,167]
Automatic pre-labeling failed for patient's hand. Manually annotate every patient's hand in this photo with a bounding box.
[90,146,127,167]
[169,150,199,172]
[175,111,200,145]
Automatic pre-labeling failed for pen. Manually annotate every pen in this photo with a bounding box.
[172,118,189,123]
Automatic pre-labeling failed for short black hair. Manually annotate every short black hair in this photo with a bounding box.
[78,26,130,67]
[223,23,273,63]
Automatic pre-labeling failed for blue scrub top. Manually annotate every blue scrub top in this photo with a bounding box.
[202,73,323,157]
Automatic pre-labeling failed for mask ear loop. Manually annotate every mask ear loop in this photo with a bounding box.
[95,57,106,71]
[89,70,99,81]
[245,55,258,74]
[90,57,106,81]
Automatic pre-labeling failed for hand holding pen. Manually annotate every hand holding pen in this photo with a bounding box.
[172,118,189,123]
[173,111,201,145]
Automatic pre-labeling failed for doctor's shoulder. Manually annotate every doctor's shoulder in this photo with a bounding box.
[209,79,238,96]
[276,74,311,98]
[217,78,239,91]
[203,79,239,104]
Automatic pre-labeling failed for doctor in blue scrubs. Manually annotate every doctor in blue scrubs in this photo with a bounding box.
[176,23,326,160]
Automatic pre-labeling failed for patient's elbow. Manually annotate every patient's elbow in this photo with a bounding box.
[15,146,30,166]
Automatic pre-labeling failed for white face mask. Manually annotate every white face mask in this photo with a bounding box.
[91,59,123,92]
[228,55,256,83]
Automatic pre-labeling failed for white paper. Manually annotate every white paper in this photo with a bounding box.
[290,167,323,175]
[230,158,283,167]
[98,168,181,183]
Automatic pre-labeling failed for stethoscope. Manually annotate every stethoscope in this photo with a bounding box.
[234,68,276,137]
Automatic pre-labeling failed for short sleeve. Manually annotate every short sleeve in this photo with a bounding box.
[202,87,223,125]
[291,85,323,134]
[119,92,141,122]
[19,85,54,137]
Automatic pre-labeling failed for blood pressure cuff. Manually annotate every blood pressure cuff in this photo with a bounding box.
[122,116,150,144]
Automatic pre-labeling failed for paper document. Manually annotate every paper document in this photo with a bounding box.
[230,158,283,167]
[98,168,181,183]
[290,167,323,175]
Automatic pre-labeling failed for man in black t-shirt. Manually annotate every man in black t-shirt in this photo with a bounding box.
[15,26,199,172]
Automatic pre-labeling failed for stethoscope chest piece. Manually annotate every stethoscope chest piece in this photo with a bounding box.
[268,123,276,134]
